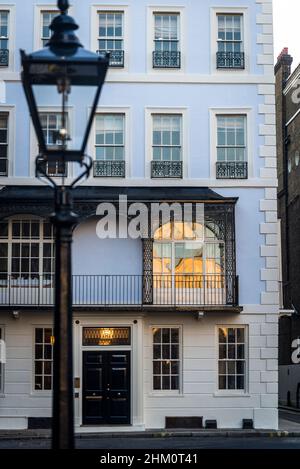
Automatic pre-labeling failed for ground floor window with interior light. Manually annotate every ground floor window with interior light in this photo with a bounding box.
[218,326,246,391]
[34,327,53,391]
[152,327,180,391]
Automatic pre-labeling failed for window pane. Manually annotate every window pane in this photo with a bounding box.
[237,344,245,359]
[44,345,52,360]
[219,376,226,389]
[0,130,7,144]
[44,376,52,390]
[153,344,161,359]
[35,328,43,344]
[237,328,245,343]
[153,361,161,375]
[171,344,179,359]
[35,345,43,359]
[228,328,236,343]
[237,376,244,390]
[35,361,42,375]
[153,376,161,390]
[162,328,170,343]
[236,361,245,374]
[171,375,179,390]
[171,328,179,343]
[172,147,180,161]
[162,375,170,390]
[228,375,235,389]
[219,327,227,343]
[153,147,161,161]
[44,361,52,375]
[153,328,161,343]
[35,376,43,390]
[0,222,8,239]
[153,131,161,145]
[162,147,171,161]
[219,344,226,359]
[44,328,52,344]
[171,361,179,374]
[162,344,169,359]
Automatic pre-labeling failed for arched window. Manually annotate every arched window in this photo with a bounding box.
[153,222,225,287]
[0,217,54,285]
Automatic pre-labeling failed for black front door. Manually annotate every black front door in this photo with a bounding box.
[82,351,130,425]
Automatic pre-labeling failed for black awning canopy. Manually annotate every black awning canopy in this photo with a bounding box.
[0,185,238,204]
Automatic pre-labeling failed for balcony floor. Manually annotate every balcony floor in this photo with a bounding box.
[0,304,243,314]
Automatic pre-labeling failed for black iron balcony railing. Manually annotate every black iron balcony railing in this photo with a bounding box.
[93,160,126,178]
[216,161,248,179]
[153,50,181,69]
[97,50,124,67]
[216,51,245,69]
[0,49,9,67]
[151,160,183,178]
[0,274,239,307]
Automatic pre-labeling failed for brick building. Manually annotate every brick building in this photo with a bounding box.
[275,48,300,407]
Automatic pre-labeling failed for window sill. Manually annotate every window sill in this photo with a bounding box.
[148,392,184,398]
[213,391,250,398]
[30,392,52,398]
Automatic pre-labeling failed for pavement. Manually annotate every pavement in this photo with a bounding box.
[0,408,299,449]
[278,407,300,432]
[0,436,300,449]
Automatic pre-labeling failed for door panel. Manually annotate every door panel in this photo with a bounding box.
[82,351,106,425]
[85,367,104,392]
[82,351,130,425]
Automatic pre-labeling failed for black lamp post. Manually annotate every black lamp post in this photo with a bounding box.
[20,0,109,449]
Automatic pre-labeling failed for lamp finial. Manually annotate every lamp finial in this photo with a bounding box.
[57,0,69,14]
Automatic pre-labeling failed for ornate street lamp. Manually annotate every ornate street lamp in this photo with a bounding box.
[20,0,109,449]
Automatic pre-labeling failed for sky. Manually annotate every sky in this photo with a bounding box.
[273,0,300,69]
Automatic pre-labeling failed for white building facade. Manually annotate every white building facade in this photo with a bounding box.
[0,0,279,431]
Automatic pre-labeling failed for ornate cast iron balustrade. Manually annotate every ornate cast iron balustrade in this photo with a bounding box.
[0,274,239,307]
[0,49,9,67]
[97,50,124,67]
[153,51,181,69]
[93,160,125,178]
[151,160,183,178]
[216,51,245,69]
[216,162,248,179]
